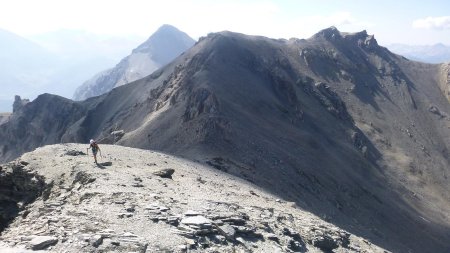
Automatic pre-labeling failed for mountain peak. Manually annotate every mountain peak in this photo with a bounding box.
[312,26,342,40]
[312,27,379,50]
[132,24,194,56]
[343,30,379,49]
[12,95,29,113]
[73,25,195,100]
[155,24,182,33]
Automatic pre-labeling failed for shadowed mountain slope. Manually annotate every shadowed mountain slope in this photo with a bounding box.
[1,27,450,252]
[73,24,195,101]
[0,94,87,161]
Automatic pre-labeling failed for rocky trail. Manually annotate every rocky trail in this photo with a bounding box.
[0,144,387,252]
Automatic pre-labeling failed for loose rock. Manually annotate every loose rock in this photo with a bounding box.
[29,236,58,250]
[153,168,175,178]
[217,224,236,240]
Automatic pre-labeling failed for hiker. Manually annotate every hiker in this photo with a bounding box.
[87,139,101,164]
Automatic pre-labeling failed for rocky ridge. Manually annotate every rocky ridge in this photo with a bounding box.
[0,144,387,253]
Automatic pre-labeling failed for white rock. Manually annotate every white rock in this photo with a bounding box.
[122,232,138,237]
[181,216,213,226]
[178,245,187,250]
[184,210,202,216]
[144,203,159,210]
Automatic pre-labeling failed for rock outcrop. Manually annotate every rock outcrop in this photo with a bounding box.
[12,95,30,113]
[0,94,87,162]
[0,160,46,234]
[439,63,450,102]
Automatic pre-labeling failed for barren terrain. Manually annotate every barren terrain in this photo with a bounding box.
[0,144,387,252]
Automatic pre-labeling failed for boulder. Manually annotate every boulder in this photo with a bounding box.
[91,235,103,247]
[153,168,175,178]
[312,234,339,252]
[111,130,126,142]
[217,224,236,240]
[111,130,125,137]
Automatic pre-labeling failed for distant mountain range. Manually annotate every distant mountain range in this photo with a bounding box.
[1,27,450,252]
[0,28,58,112]
[0,24,194,112]
[387,43,450,63]
[73,24,195,101]
[0,28,143,112]
[29,29,143,63]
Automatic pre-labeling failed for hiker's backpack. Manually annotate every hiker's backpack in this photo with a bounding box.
[91,142,98,152]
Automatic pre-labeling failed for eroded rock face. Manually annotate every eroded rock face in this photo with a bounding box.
[12,95,30,113]
[440,63,450,102]
[0,93,88,162]
[0,161,45,234]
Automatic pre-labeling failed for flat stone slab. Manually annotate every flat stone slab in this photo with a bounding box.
[29,236,58,250]
[181,216,213,226]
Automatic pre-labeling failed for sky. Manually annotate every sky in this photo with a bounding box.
[0,0,449,45]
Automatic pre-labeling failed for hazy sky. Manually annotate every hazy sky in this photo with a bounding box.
[0,0,449,45]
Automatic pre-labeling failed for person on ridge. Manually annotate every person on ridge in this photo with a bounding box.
[87,139,101,164]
